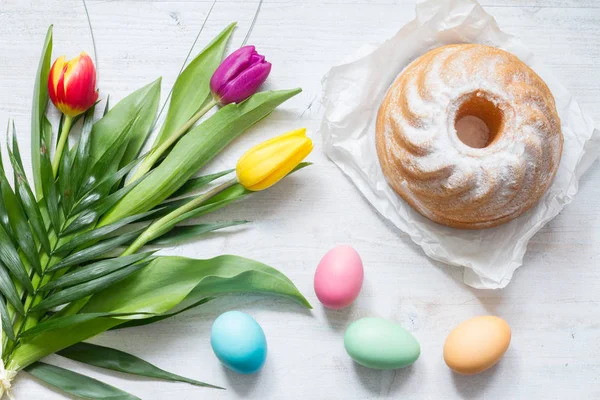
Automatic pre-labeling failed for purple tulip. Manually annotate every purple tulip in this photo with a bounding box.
[210,45,272,105]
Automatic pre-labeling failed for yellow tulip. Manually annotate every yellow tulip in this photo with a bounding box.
[236,128,313,191]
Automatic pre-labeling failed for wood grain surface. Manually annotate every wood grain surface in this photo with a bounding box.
[0,0,598,398]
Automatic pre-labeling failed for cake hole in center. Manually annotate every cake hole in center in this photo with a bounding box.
[454,92,503,148]
[455,116,490,148]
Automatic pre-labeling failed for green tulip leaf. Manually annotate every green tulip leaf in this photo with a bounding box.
[153,22,235,147]
[112,297,213,330]
[8,253,309,371]
[9,318,123,370]
[91,78,161,168]
[85,115,136,195]
[103,95,110,116]
[101,88,301,225]
[20,312,151,339]
[82,255,311,316]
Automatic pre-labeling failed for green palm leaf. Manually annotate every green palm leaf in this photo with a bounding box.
[40,126,62,233]
[0,262,24,315]
[58,136,74,214]
[0,224,33,292]
[168,169,234,200]
[20,312,151,339]
[61,181,143,237]
[0,295,16,341]
[7,132,51,254]
[0,160,42,274]
[48,230,146,272]
[25,362,140,400]
[59,342,222,389]
[136,187,250,243]
[53,209,158,255]
[0,181,15,241]
[172,185,250,225]
[70,106,96,200]
[32,261,151,312]
[148,220,248,246]
[40,252,154,292]
[9,318,123,370]
[71,156,144,216]
[30,26,53,198]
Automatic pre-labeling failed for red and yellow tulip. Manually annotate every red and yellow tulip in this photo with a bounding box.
[48,52,98,117]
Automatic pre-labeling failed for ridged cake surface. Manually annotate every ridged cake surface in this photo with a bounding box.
[376,44,563,229]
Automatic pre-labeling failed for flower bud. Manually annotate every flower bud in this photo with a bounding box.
[237,128,313,191]
[210,46,271,105]
[48,52,98,117]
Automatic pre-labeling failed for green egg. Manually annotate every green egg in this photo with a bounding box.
[344,317,421,370]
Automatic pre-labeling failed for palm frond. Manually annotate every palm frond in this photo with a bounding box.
[48,229,146,272]
[32,260,151,312]
[40,252,153,292]
[59,342,223,389]
[25,362,140,400]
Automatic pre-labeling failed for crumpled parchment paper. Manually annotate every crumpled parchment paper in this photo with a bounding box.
[320,0,600,288]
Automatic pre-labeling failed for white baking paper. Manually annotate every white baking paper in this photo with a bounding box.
[320,0,600,288]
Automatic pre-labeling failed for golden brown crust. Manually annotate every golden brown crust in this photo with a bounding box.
[376,44,563,229]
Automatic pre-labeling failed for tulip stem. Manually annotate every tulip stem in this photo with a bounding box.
[121,177,237,256]
[52,115,73,177]
[127,99,218,184]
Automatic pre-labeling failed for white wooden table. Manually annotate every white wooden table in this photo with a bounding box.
[1,0,599,398]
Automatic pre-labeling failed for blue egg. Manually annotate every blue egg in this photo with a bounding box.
[210,311,267,374]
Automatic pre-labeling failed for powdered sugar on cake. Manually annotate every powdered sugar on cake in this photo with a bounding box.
[375,44,563,229]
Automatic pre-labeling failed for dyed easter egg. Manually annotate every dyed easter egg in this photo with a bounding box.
[210,311,267,374]
[314,245,363,309]
[344,317,421,370]
[444,316,511,375]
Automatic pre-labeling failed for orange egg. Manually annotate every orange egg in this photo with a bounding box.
[443,316,511,375]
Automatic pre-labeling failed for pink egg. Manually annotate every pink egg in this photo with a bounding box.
[314,245,364,309]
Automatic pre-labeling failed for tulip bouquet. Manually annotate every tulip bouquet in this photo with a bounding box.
[0,23,312,399]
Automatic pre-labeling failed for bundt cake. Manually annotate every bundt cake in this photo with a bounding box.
[376,44,563,229]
